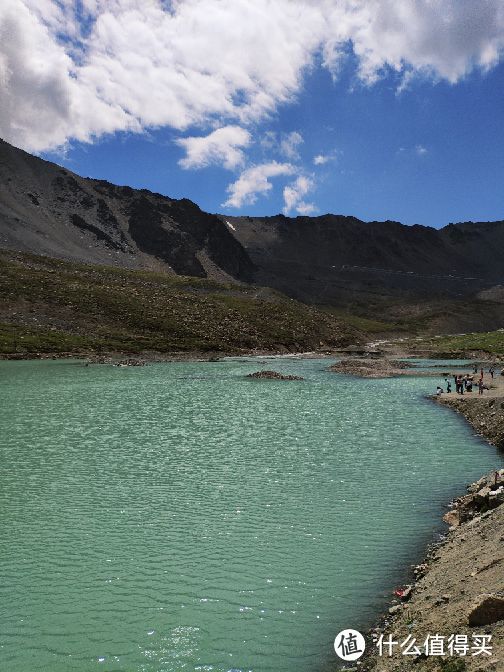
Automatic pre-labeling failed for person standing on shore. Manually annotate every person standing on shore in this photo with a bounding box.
[478,378,484,395]
[489,366,495,379]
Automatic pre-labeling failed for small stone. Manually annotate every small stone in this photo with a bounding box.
[388,604,402,615]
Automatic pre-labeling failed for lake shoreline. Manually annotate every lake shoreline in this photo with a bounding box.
[335,359,504,672]
[0,346,343,362]
[359,466,503,672]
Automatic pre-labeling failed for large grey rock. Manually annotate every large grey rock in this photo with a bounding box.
[468,595,504,626]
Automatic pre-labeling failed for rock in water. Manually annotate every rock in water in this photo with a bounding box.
[246,370,303,381]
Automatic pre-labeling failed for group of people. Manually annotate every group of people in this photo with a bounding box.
[436,366,496,396]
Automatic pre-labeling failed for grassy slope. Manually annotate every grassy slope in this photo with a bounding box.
[322,297,504,338]
[402,330,504,357]
[0,251,360,356]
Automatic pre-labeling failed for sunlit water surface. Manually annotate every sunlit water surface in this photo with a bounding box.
[0,358,501,672]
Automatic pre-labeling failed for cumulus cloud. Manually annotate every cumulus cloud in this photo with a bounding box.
[415,144,428,156]
[223,162,296,209]
[177,125,251,170]
[0,0,324,151]
[283,175,316,215]
[337,0,504,85]
[1,1,504,154]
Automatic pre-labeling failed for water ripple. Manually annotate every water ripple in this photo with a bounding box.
[0,358,501,672]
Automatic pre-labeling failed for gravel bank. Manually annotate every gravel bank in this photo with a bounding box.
[357,372,504,672]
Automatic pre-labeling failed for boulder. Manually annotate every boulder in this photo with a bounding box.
[468,595,504,626]
[443,510,460,527]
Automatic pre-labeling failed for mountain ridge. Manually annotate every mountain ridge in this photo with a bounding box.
[1,137,503,316]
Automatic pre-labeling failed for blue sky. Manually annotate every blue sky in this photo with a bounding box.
[2,1,504,228]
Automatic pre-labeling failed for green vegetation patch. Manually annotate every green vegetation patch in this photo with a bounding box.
[0,251,360,356]
[402,330,504,357]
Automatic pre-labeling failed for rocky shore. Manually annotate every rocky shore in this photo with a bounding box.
[360,469,504,672]
[351,362,504,672]
[437,396,504,452]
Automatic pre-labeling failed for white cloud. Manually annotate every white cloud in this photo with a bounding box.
[260,131,277,152]
[283,175,316,214]
[313,150,340,165]
[415,144,428,155]
[296,201,318,215]
[0,0,324,152]
[280,131,304,160]
[223,161,296,209]
[177,125,251,170]
[260,130,304,160]
[1,1,503,153]
[322,0,504,85]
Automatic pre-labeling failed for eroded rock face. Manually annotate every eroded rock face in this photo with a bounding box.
[246,370,303,381]
[468,595,504,626]
[0,138,255,283]
[225,212,504,306]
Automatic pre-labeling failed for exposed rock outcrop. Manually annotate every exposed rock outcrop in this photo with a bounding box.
[0,138,255,283]
[246,370,304,380]
[224,213,504,307]
[329,357,413,378]
[443,470,504,527]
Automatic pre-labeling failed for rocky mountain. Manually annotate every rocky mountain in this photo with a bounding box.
[1,137,503,319]
[222,214,504,306]
[0,138,254,284]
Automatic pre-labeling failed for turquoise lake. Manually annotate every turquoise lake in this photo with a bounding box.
[0,357,501,672]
